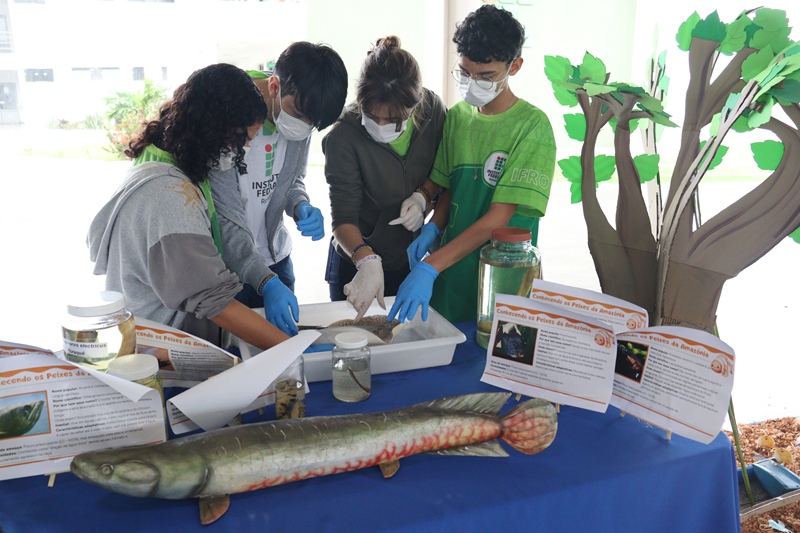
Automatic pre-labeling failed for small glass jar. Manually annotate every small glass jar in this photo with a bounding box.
[476,228,541,349]
[107,353,164,404]
[274,356,306,419]
[332,332,371,402]
[62,291,136,372]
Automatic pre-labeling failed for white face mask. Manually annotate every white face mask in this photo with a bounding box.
[361,114,408,144]
[458,78,505,108]
[272,82,313,141]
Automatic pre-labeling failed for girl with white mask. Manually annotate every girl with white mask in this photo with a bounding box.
[322,36,446,321]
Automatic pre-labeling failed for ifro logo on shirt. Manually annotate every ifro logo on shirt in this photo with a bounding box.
[264,142,276,176]
[481,151,508,186]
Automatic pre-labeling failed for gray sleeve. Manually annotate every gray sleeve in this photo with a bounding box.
[322,128,363,229]
[209,169,273,289]
[148,233,242,320]
[283,137,312,219]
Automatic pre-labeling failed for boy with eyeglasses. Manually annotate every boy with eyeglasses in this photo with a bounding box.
[210,42,348,335]
[388,4,556,325]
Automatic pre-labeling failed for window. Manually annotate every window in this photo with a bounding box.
[0,16,11,53]
[0,83,19,110]
[71,67,119,81]
[24,69,53,82]
[133,67,145,81]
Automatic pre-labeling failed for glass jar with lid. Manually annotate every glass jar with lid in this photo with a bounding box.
[331,332,371,402]
[62,291,136,372]
[476,228,541,348]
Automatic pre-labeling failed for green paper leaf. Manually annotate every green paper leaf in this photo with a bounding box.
[768,78,800,103]
[646,110,678,128]
[750,140,784,170]
[544,55,573,82]
[731,115,754,132]
[657,50,667,68]
[742,46,774,81]
[692,11,726,43]
[638,93,664,112]
[754,58,781,85]
[594,155,616,182]
[753,8,789,32]
[789,225,800,244]
[658,74,671,94]
[609,117,639,133]
[579,52,607,83]
[721,92,741,120]
[710,113,721,137]
[584,83,616,96]
[612,83,646,94]
[755,75,785,101]
[719,15,751,55]
[558,156,582,183]
[676,12,702,51]
[747,96,774,128]
[563,113,587,141]
[569,182,583,204]
[552,83,579,107]
[750,28,792,53]
[698,141,729,171]
[633,154,660,183]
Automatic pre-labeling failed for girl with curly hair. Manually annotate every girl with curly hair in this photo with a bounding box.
[88,63,291,350]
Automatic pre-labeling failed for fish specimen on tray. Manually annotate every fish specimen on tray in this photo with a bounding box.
[0,400,44,440]
[70,392,557,525]
[298,314,404,345]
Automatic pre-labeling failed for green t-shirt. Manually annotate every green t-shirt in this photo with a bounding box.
[429,99,556,323]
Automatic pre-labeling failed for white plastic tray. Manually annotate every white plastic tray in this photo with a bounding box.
[236,297,466,382]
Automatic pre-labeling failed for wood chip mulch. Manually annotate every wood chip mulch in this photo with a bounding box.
[724,417,800,533]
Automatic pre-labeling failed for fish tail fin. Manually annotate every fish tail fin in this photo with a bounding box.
[500,398,558,455]
[421,392,511,415]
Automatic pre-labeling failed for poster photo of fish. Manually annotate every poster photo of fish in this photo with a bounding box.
[0,392,50,441]
[136,344,175,371]
[615,341,648,383]
[491,321,537,366]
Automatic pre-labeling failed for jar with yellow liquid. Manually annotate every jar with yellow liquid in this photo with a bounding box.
[476,228,541,348]
[62,291,136,372]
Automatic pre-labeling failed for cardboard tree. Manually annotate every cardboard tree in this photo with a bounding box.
[544,8,800,333]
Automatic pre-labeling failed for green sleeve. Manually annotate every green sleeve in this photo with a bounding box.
[429,114,453,188]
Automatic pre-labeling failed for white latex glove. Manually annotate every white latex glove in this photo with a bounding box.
[343,257,385,322]
[388,191,426,232]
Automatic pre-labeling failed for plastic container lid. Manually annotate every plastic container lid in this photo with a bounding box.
[107,354,159,381]
[67,291,126,317]
[334,332,368,349]
[491,227,532,243]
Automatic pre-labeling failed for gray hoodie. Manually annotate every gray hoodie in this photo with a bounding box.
[88,162,241,343]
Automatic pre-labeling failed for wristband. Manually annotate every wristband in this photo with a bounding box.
[256,272,278,295]
[352,243,372,257]
[355,254,381,270]
[415,187,432,206]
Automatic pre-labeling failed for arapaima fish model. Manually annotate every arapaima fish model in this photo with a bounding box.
[71,393,557,524]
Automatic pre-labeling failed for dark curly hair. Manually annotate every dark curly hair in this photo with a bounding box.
[126,63,267,184]
[453,5,525,64]
[356,36,424,127]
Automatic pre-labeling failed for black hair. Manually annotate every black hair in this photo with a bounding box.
[453,4,525,64]
[126,63,267,184]
[274,41,348,131]
[357,36,424,127]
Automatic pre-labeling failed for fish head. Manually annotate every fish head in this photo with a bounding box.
[0,400,45,438]
[71,448,161,498]
[71,444,210,499]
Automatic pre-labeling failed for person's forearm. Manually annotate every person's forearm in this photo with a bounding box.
[211,299,290,351]
[425,202,517,273]
[333,223,367,258]
[429,188,451,230]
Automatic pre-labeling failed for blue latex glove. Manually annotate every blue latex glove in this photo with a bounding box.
[387,261,438,323]
[303,343,336,354]
[295,201,325,241]
[407,222,440,270]
[262,275,299,336]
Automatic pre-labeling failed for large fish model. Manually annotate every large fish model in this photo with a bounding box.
[0,400,44,440]
[71,393,557,525]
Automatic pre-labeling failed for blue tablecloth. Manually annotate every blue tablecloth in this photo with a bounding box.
[0,322,741,532]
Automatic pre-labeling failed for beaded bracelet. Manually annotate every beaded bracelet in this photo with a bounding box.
[256,272,278,295]
[415,187,433,206]
[352,243,372,257]
[355,254,381,270]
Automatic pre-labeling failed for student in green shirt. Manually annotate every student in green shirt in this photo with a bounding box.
[388,5,557,324]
